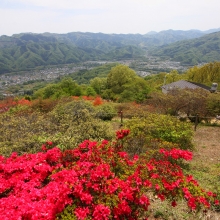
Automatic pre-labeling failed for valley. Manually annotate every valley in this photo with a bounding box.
[0,56,188,97]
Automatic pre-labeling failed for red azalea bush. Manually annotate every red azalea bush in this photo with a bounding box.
[93,96,103,106]
[0,130,219,220]
[0,98,31,114]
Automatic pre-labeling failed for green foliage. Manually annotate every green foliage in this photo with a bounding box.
[107,64,136,94]
[0,99,115,156]
[206,94,220,116]
[144,72,169,91]
[95,103,117,121]
[119,77,151,103]
[33,77,83,99]
[165,70,182,84]
[103,45,145,60]
[69,63,117,85]
[123,113,194,155]
[185,61,220,87]
[90,77,108,95]
[86,86,96,96]
[105,64,150,102]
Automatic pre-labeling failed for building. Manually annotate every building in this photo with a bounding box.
[161,80,212,94]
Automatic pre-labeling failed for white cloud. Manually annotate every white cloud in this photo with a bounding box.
[1,0,220,36]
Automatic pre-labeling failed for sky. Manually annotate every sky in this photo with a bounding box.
[1,0,220,36]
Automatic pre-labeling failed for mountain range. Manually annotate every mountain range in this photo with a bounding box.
[0,28,220,74]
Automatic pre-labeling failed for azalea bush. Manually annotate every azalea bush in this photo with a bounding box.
[123,113,194,156]
[95,103,117,121]
[0,97,31,114]
[0,130,219,220]
[0,100,114,156]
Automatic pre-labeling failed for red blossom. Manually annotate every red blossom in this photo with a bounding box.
[159,148,193,161]
[158,194,165,201]
[46,141,53,146]
[171,200,177,207]
[0,129,217,219]
[74,207,90,220]
[139,195,150,207]
[92,204,110,220]
[214,200,219,205]
[116,129,130,140]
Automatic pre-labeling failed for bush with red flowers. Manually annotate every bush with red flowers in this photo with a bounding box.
[0,130,219,219]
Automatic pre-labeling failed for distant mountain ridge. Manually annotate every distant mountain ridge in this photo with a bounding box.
[0,28,220,73]
[146,28,220,35]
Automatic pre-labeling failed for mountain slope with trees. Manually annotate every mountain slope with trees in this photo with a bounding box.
[0,34,144,74]
[0,28,220,74]
[149,31,220,65]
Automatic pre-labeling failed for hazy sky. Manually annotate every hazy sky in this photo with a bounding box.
[1,0,220,36]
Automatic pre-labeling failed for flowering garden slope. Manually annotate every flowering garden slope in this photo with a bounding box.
[0,130,219,220]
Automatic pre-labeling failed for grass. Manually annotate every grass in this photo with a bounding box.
[189,125,220,200]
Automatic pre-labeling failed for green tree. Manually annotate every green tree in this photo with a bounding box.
[33,77,84,99]
[107,65,136,95]
[42,84,61,99]
[119,77,151,102]
[90,77,107,95]
[185,62,220,87]
[86,86,96,96]
[144,72,169,91]
[59,77,81,96]
[166,70,182,84]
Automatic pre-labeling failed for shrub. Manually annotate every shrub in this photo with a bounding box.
[95,103,117,121]
[123,113,194,156]
[93,96,103,106]
[0,100,115,156]
[0,130,218,219]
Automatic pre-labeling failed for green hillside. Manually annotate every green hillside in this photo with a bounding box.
[1,29,220,73]
[68,63,118,84]
[0,34,144,74]
[149,31,220,65]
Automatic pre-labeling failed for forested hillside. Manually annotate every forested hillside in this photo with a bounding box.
[150,31,220,65]
[1,28,220,74]
[0,34,144,74]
